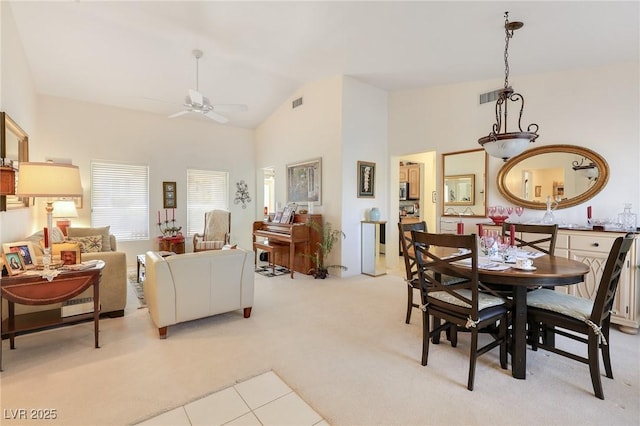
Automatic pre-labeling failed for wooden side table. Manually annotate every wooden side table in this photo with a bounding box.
[0,261,105,370]
[157,235,185,254]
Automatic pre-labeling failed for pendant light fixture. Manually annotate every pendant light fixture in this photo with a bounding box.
[478,12,539,161]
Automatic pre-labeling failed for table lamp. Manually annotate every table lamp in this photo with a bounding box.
[17,162,83,251]
[52,199,79,236]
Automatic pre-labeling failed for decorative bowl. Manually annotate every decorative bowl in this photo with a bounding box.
[489,215,509,225]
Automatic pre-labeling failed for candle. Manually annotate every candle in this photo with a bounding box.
[172,208,175,221]
[165,209,168,222]
[457,222,464,235]
[43,227,49,249]
[587,206,592,219]
[510,224,516,246]
[158,211,160,224]
[478,224,484,237]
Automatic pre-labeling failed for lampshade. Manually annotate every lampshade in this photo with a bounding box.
[17,162,83,198]
[52,200,78,218]
[480,136,532,161]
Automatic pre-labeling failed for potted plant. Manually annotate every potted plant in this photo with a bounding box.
[305,220,347,279]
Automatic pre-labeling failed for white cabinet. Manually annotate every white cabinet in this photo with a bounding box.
[481,224,639,334]
[362,221,386,277]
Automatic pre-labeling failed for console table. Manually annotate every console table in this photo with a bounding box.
[0,261,105,370]
[157,235,185,254]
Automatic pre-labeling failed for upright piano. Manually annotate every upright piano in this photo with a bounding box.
[253,214,322,278]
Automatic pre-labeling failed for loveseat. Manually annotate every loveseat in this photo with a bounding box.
[144,248,254,339]
[2,226,128,319]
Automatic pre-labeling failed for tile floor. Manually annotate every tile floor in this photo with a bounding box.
[136,371,328,426]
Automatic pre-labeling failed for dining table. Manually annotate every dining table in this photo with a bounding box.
[473,254,590,379]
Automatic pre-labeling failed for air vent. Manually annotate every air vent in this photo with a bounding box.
[292,97,303,109]
[479,89,502,105]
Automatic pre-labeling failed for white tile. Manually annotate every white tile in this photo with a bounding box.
[253,392,323,426]
[234,371,292,409]
[185,387,251,426]
[224,411,262,426]
[136,407,191,426]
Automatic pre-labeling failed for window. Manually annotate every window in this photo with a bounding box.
[187,169,228,236]
[91,161,149,241]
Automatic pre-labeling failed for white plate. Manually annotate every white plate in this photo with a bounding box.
[513,265,537,271]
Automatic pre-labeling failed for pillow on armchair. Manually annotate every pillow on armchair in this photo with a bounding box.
[67,226,111,251]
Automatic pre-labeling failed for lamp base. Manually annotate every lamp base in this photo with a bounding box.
[56,219,71,236]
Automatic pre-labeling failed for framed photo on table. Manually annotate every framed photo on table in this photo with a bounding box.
[2,241,36,269]
[163,181,176,208]
[357,161,375,198]
[60,247,81,265]
[3,251,25,276]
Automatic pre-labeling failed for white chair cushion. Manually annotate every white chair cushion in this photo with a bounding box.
[526,288,593,322]
[429,289,505,310]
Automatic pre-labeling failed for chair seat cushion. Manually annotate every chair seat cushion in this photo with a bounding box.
[196,240,224,250]
[429,289,505,310]
[526,288,593,322]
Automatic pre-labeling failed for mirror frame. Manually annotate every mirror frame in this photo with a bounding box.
[1,112,30,211]
[442,148,487,218]
[497,144,609,210]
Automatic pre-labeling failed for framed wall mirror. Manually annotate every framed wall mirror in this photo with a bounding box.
[497,144,609,210]
[442,149,487,217]
[1,112,29,211]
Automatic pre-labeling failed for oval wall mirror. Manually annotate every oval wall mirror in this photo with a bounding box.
[497,144,609,210]
[442,148,487,217]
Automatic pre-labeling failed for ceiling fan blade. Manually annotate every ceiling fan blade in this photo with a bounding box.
[188,89,204,106]
[168,110,190,119]
[211,104,248,113]
[203,110,229,124]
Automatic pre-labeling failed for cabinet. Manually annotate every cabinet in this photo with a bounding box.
[481,224,639,333]
[399,164,421,200]
[362,221,386,277]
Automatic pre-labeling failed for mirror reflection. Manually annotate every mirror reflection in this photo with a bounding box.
[497,144,609,210]
[442,149,487,217]
[1,112,29,211]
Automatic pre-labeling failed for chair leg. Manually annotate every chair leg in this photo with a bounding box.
[500,318,508,369]
[588,332,605,399]
[432,317,442,344]
[468,330,478,391]
[405,285,413,324]
[601,320,613,379]
[421,308,430,366]
[447,324,458,348]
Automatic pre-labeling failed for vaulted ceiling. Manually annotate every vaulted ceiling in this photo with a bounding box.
[8,1,639,129]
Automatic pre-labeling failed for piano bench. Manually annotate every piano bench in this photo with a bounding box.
[253,241,288,274]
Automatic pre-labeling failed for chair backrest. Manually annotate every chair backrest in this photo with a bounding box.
[591,233,635,324]
[502,223,558,255]
[412,231,487,321]
[398,221,427,282]
[203,210,231,242]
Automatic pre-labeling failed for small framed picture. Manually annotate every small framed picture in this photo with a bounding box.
[2,241,37,269]
[60,248,81,265]
[163,181,176,208]
[280,203,298,224]
[3,251,25,276]
[273,210,283,223]
[357,161,375,198]
[535,185,542,197]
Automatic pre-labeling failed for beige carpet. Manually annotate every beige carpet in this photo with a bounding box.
[128,271,146,307]
[1,267,639,425]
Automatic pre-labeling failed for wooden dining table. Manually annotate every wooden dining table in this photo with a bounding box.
[475,254,590,379]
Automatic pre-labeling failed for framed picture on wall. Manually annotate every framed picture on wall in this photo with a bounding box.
[163,182,176,208]
[287,158,321,205]
[357,161,375,198]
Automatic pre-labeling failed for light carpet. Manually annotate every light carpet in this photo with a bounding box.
[127,271,146,307]
[1,267,639,425]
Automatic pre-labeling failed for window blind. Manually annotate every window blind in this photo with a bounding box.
[91,161,149,241]
[187,169,228,236]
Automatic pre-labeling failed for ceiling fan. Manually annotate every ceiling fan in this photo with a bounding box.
[168,49,247,124]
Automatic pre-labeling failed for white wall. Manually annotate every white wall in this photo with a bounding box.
[34,96,255,265]
[0,3,38,244]
[389,62,640,230]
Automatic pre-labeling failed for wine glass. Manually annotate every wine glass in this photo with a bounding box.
[506,206,514,217]
[515,206,524,221]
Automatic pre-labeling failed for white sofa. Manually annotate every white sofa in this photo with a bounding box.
[144,248,254,339]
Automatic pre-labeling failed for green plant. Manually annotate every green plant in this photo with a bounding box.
[305,220,347,279]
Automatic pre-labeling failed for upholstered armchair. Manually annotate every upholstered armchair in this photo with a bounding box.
[193,209,230,251]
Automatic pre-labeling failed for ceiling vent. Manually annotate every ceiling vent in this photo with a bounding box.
[479,89,502,105]
[292,97,303,109]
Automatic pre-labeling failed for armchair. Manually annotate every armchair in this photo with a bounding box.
[193,209,230,252]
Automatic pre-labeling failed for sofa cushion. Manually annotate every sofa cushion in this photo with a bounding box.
[67,226,111,251]
[67,235,103,253]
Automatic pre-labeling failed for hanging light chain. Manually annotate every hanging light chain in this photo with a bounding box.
[503,12,513,90]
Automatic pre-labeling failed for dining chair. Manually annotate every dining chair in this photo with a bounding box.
[526,232,634,399]
[412,231,508,391]
[398,221,427,324]
[501,223,559,255]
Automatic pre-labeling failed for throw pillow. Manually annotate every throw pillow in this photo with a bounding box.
[67,226,111,251]
[67,235,102,253]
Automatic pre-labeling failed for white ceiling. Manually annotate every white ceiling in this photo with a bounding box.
[8,1,639,129]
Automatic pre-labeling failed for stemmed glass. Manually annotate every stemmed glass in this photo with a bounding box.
[506,206,514,217]
[515,206,524,222]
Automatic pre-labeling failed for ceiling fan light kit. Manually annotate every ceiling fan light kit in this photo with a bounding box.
[169,49,246,124]
[478,12,539,161]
